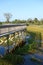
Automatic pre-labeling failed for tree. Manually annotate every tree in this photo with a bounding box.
[27,18,33,23]
[4,13,12,22]
[33,18,39,24]
[0,22,2,25]
[40,19,43,24]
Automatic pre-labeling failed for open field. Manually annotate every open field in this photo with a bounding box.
[27,25,43,47]
[27,25,43,38]
[27,25,43,33]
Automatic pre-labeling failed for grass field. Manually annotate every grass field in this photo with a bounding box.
[27,25,43,33]
[27,25,43,45]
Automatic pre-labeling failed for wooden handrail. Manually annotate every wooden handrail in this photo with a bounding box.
[0,24,26,28]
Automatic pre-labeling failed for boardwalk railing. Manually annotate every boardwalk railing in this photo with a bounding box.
[0,24,26,37]
[0,24,26,56]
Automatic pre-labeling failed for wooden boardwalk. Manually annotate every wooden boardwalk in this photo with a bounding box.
[0,24,26,37]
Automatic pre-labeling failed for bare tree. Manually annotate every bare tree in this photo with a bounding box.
[4,13,12,22]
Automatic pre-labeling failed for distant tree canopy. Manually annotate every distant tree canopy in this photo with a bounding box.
[0,22,2,25]
[40,19,43,24]
[0,16,43,25]
[26,18,43,25]
[12,19,26,23]
[33,18,39,24]
[27,18,33,23]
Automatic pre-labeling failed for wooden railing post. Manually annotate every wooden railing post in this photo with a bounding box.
[7,35,9,53]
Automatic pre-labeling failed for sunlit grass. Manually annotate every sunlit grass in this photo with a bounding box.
[27,25,43,33]
[27,25,43,40]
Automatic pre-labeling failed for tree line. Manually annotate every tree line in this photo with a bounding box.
[0,13,43,25]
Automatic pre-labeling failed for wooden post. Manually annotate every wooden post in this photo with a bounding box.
[17,32,20,47]
[20,31,22,39]
[18,32,20,40]
[21,31,23,39]
[0,29,1,34]
[13,33,16,45]
[7,35,9,53]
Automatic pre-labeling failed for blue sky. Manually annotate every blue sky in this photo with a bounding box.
[0,0,43,21]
